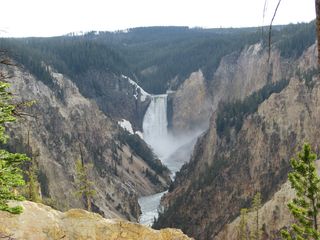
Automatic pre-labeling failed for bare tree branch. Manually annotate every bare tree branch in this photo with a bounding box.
[261,0,268,36]
[12,100,38,119]
[316,0,320,67]
[0,232,16,240]
[268,0,282,62]
[0,59,14,66]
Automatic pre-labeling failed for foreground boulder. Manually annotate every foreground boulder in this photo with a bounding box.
[0,201,192,240]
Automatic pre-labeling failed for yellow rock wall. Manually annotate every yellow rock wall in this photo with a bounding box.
[0,201,192,240]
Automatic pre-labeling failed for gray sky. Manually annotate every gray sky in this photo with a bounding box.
[0,0,315,37]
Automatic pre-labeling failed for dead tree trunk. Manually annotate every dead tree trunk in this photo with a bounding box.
[316,0,320,66]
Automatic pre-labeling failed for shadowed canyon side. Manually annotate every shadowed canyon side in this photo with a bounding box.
[154,44,319,239]
[215,161,320,239]
[215,181,295,240]
[0,63,170,221]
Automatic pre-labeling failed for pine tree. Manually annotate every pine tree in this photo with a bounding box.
[0,66,29,214]
[238,208,249,240]
[75,159,96,211]
[251,192,262,240]
[26,155,41,203]
[316,0,320,66]
[25,126,41,203]
[281,143,320,240]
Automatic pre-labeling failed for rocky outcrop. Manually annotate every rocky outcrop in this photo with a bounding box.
[0,201,192,240]
[1,64,170,221]
[154,45,318,239]
[209,43,291,108]
[170,70,211,134]
[170,43,292,135]
[216,160,320,239]
[215,181,295,240]
[74,71,150,131]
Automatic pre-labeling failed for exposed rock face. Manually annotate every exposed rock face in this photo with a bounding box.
[1,64,170,221]
[0,201,192,240]
[216,181,295,240]
[209,43,289,108]
[74,71,150,131]
[216,160,320,240]
[155,45,318,239]
[170,70,211,134]
[170,43,291,135]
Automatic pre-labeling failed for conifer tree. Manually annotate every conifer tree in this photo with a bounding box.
[0,60,29,214]
[238,208,249,240]
[281,143,320,240]
[251,192,262,240]
[75,159,96,211]
[24,126,41,203]
[26,154,41,203]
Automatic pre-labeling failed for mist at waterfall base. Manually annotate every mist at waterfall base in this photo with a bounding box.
[142,94,200,162]
[138,94,203,225]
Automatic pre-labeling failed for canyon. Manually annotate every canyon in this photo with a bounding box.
[154,43,319,239]
[0,22,318,239]
[1,63,170,221]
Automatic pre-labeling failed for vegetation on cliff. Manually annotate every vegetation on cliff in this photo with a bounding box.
[216,78,289,138]
[0,56,29,214]
[154,45,318,239]
[118,131,169,176]
[282,143,320,239]
[75,159,96,212]
[0,20,317,238]
[0,56,171,220]
[0,21,315,94]
[237,192,262,240]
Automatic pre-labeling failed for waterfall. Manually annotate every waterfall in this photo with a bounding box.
[142,94,168,158]
[140,93,202,226]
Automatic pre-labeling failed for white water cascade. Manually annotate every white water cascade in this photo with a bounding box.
[140,94,169,226]
[139,93,201,226]
[142,94,169,158]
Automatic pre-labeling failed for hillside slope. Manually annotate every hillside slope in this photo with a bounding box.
[170,42,292,134]
[215,161,320,239]
[1,63,170,221]
[154,44,318,239]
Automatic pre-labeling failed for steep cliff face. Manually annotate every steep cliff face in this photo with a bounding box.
[209,43,290,108]
[170,43,291,135]
[215,181,295,240]
[0,201,192,240]
[2,64,170,221]
[155,45,318,239]
[216,161,320,240]
[73,71,150,131]
[170,70,211,134]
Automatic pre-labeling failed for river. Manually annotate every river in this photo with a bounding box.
[139,93,201,226]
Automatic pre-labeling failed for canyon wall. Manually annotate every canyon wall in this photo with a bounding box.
[2,64,170,221]
[155,44,318,239]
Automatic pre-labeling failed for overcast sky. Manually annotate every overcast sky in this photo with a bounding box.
[0,0,315,37]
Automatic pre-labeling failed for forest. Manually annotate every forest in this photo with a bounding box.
[0,21,316,94]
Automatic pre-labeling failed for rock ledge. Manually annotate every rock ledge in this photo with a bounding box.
[0,201,192,240]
